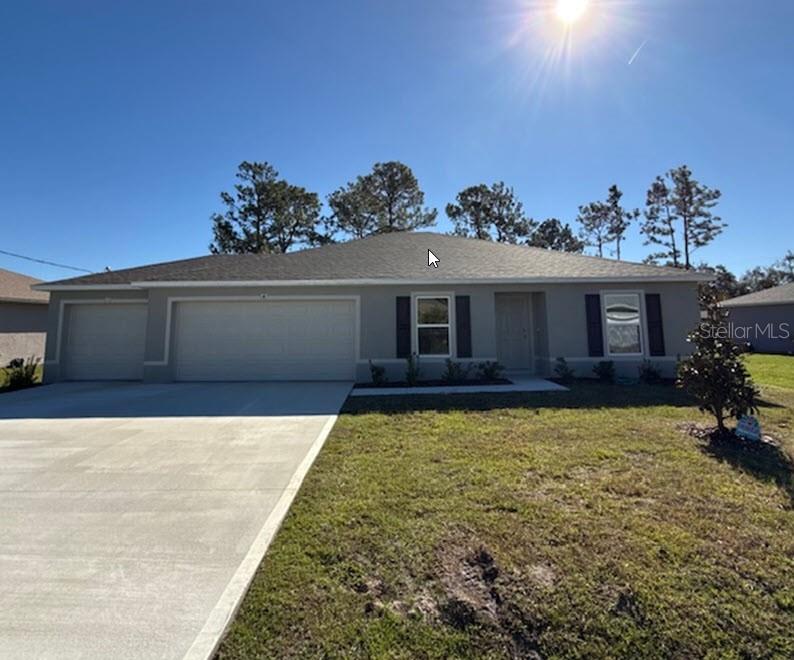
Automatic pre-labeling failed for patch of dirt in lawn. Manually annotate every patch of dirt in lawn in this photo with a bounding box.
[355,537,550,657]
[434,540,548,658]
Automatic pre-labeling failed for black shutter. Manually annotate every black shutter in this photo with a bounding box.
[396,296,411,358]
[455,296,472,358]
[585,294,604,357]
[645,293,666,356]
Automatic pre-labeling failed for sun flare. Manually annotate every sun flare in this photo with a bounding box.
[555,0,589,24]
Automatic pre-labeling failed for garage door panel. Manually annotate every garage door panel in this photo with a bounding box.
[64,304,147,381]
[174,300,356,381]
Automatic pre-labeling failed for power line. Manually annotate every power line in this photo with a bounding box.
[0,248,94,273]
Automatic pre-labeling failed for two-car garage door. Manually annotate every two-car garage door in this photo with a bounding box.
[172,299,357,381]
[62,299,357,382]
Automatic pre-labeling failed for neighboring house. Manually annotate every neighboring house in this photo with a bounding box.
[33,232,708,383]
[721,283,794,355]
[0,267,49,365]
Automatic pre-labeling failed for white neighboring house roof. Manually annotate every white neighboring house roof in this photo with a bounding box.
[34,232,712,291]
[721,282,794,308]
[0,268,49,304]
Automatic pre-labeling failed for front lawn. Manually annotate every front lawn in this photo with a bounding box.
[744,353,794,392]
[218,378,794,658]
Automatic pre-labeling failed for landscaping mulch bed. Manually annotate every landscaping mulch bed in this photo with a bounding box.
[353,378,512,389]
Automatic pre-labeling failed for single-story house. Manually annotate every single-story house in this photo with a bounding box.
[33,232,708,383]
[0,267,49,365]
[721,283,794,355]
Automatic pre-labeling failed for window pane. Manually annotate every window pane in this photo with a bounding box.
[417,298,449,324]
[418,327,449,355]
[605,294,640,323]
[608,324,641,354]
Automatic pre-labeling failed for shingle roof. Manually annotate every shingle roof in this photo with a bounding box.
[722,282,794,308]
[36,232,709,289]
[0,268,49,303]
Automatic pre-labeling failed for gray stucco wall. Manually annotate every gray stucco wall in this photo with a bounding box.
[43,281,700,383]
[725,304,794,355]
[0,302,48,365]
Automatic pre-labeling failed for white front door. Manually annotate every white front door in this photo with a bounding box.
[495,294,533,370]
[173,299,357,381]
[64,303,148,380]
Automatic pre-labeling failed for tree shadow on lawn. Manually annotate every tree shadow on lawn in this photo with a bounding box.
[342,382,698,415]
[701,432,794,507]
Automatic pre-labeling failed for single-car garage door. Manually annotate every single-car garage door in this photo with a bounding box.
[173,299,357,381]
[64,303,148,380]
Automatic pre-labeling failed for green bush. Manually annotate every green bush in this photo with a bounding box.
[592,360,615,383]
[441,359,471,384]
[677,285,759,435]
[2,356,40,391]
[638,360,663,384]
[405,353,421,387]
[477,361,504,381]
[553,357,575,384]
[368,360,387,386]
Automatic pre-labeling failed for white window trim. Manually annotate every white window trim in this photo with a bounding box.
[600,290,648,359]
[412,293,455,359]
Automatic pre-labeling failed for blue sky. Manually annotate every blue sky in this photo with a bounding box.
[1,0,792,281]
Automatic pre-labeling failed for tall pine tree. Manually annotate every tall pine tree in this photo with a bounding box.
[210,161,322,254]
[446,182,535,243]
[641,165,724,269]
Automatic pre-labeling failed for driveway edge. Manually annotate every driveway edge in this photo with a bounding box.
[181,413,341,660]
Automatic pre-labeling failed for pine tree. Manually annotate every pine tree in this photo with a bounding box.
[446,182,535,243]
[642,166,724,269]
[209,161,321,254]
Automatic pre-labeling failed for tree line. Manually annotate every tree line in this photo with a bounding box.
[209,160,791,299]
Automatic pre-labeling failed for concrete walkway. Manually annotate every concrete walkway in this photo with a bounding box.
[0,381,351,660]
[349,375,567,397]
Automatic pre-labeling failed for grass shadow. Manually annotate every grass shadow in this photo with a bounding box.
[701,432,794,507]
[342,382,695,415]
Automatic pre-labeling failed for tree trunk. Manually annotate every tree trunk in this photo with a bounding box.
[666,213,679,268]
[683,216,691,269]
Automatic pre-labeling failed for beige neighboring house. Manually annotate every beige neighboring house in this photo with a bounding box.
[33,232,709,384]
[0,267,49,365]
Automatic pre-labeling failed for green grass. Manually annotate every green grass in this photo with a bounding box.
[745,353,794,391]
[218,381,794,659]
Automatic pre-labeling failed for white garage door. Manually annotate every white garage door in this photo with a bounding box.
[64,303,148,380]
[173,299,357,381]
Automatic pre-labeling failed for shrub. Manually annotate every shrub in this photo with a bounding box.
[592,360,615,383]
[368,360,387,387]
[405,353,421,387]
[638,360,662,384]
[553,357,575,384]
[677,285,759,435]
[477,361,504,381]
[3,356,40,391]
[441,359,471,384]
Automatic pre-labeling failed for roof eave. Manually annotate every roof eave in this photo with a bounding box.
[35,274,711,291]
[31,283,141,292]
[130,275,710,287]
[0,296,49,304]
[721,299,794,309]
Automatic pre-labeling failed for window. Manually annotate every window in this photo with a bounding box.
[604,293,643,355]
[416,296,451,356]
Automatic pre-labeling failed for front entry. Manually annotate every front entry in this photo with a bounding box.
[495,293,533,370]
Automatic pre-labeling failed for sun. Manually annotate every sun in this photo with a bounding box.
[555,0,589,24]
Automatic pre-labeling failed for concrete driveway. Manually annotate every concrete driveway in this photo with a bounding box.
[0,381,352,660]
